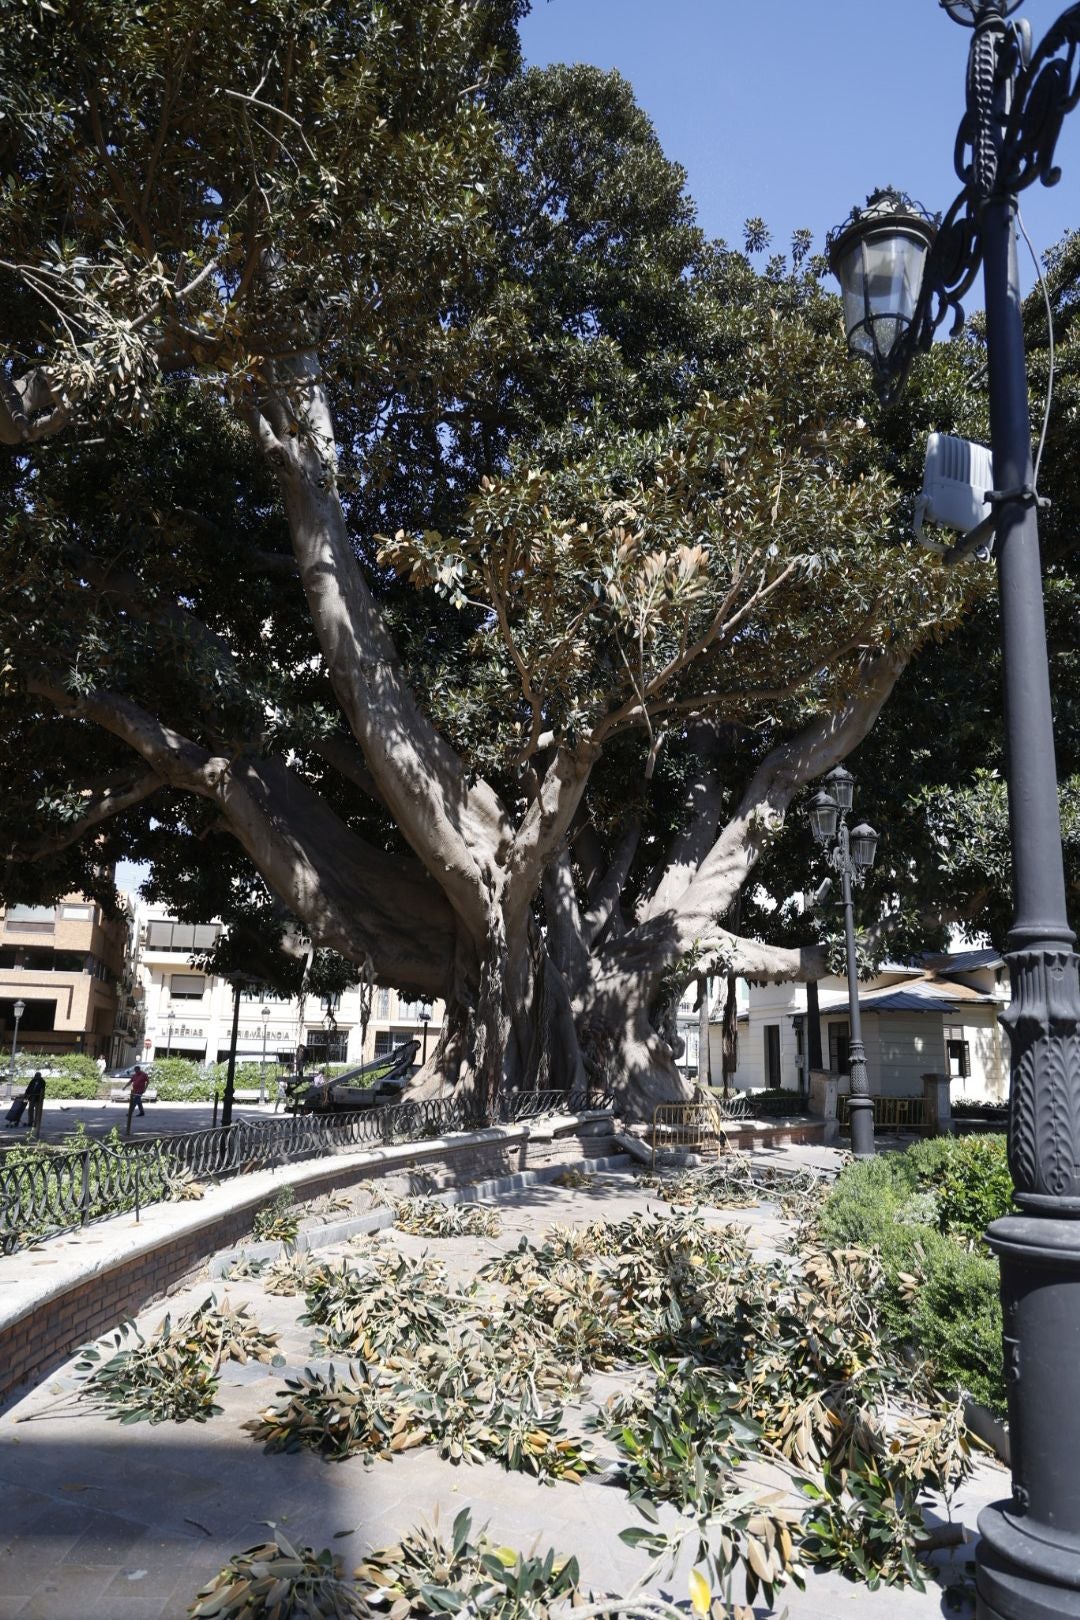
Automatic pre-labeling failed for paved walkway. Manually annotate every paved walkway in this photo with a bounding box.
[1,1099,286,1146]
[0,1161,1006,1619]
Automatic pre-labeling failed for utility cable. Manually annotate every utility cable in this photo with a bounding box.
[1016,202,1055,492]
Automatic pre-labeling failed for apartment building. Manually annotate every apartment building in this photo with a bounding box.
[136,903,444,1068]
[0,894,137,1063]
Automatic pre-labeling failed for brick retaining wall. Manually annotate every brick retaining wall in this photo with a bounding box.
[0,1117,617,1406]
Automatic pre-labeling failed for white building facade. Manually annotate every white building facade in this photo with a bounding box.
[134,903,444,1070]
[726,949,1011,1100]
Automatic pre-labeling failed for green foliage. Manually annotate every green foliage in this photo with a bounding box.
[12,1053,101,1097]
[179,1295,283,1371]
[251,1188,300,1245]
[800,1456,938,1591]
[75,1316,222,1425]
[190,1525,366,1619]
[818,1144,1007,1415]
[246,1349,593,1483]
[149,1059,214,1100]
[301,1252,457,1359]
[394,1197,501,1237]
[356,1509,581,1620]
[920,1133,1013,1239]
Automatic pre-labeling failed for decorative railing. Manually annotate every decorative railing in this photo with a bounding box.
[0,1085,612,1256]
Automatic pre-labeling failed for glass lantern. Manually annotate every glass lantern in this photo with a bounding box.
[827,189,937,380]
[808,791,840,846]
[850,822,880,871]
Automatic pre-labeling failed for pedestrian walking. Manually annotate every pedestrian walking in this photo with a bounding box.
[125,1065,149,1134]
[23,1071,45,1134]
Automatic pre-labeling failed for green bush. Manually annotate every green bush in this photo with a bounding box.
[919,1134,1013,1239]
[818,1144,1007,1416]
[12,1053,100,1098]
[148,1059,215,1100]
[905,1230,1004,1415]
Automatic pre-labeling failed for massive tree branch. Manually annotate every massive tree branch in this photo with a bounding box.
[650,649,908,950]
[582,816,641,947]
[504,742,599,936]
[26,675,457,990]
[5,770,162,862]
[645,725,725,918]
[250,356,512,946]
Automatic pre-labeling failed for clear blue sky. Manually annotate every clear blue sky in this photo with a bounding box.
[521,0,1080,295]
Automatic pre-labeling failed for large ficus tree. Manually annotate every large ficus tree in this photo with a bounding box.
[0,0,977,1113]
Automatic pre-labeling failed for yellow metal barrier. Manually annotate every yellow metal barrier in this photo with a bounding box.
[837,1095,927,1132]
[650,1100,731,1166]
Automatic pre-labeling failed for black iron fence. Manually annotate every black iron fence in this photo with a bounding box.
[0,1086,611,1255]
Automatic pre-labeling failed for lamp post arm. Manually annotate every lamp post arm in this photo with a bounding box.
[870,1,1080,403]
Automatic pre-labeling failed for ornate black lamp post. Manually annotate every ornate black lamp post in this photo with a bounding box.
[808,766,880,1159]
[418,1001,433,1067]
[7,997,25,1093]
[827,5,1080,1615]
[260,1004,271,1105]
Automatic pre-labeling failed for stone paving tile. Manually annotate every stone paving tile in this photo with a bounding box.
[2,1561,116,1619]
[59,1511,153,1566]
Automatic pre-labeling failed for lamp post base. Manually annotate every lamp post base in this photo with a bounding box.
[977,1506,1080,1618]
[848,1093,875,1157]
[975,1214,1080,1620]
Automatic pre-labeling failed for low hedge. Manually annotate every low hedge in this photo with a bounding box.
[12,1053,101,1099]
[817,1136,1010,1416]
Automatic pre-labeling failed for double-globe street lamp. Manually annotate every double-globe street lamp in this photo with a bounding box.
[826,5,1080,1615]
[260,1004,272,1105]
[808,767,880,1159]
[7,997,25,1093]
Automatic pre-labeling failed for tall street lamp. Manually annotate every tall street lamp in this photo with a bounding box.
[807,766,880,1159]
[7,998,25,1092]
[260,1004,271,1105]
[827,5,1080,1614]
[165,1008,175,1058]
[418,1001,432,1067]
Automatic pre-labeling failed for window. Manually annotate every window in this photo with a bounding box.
[374,1030,393,1057]
[4,905,54,933]
[170,974,205,1000]
[146,921,221,951]
[376,988,390,1018]
[945,1026,971,1080]
[829,1021,851,1077]
[60,904,93,920]
[764,1025,781,1087]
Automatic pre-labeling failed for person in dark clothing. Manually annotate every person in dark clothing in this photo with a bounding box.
[24,1071,45,1133]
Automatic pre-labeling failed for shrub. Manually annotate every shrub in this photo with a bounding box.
[919,1134,1013,1239]
[905,1232,1004,1416]
[13,1053,101,1098]
[818,1144,1007,1417]
[149,1059,215,1100]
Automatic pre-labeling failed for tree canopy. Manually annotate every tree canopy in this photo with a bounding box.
[1,0,992,1110]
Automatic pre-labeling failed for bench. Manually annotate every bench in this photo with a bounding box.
[108,1088,159,1104]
